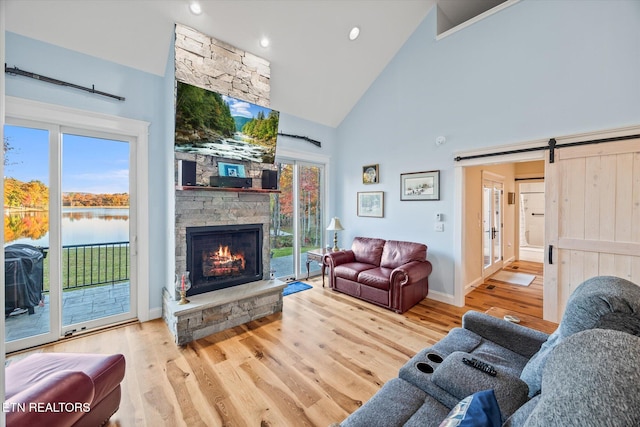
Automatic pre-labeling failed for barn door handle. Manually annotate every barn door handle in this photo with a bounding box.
[548,245,553,264]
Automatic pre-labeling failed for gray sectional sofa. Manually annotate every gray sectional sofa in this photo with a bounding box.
[339,276,640,426]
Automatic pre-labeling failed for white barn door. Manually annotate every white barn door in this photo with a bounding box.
[544,136,640,322]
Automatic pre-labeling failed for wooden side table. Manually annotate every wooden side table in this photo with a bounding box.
[306,248,330,287]
[484,306,558,334]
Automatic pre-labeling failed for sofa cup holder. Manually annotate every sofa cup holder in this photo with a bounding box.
[416,362,434,374]
[427,353,443,364]
[415,353,443,374]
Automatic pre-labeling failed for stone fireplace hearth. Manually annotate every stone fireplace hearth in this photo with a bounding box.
[163,188,285,345]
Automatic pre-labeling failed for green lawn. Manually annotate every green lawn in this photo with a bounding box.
[42,245,130,292]
[271,246,318,258]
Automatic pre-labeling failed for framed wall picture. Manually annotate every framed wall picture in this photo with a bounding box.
[362,164,379,184]
[357,191,384,217]
[218,162,246,178]
[400,170,440,201]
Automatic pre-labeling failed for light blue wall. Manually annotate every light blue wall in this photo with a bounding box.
[5,32,169,311]
[336,0,640,296]
[277,114,335,159]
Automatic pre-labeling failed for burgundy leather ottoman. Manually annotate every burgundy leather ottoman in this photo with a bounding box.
[5,353,125,427]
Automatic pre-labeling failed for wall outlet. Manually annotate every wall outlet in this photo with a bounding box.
[435,222,444,232]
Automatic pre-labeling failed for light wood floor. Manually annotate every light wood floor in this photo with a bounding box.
[8,261,550,427]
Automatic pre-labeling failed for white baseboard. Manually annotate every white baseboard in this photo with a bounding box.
[148,306,163,320]
[426,289,456,305]
[423,276,487,306]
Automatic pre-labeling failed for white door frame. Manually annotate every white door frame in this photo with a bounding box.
[5,97,150,351]
[454,141,547,308]
[454,124,640,318]
[275,148,330,280]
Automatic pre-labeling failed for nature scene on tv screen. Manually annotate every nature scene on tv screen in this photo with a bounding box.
[175,81,279,163]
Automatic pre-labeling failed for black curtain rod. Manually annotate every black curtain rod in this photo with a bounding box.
[277,132,321,148]
[5,64,125,101]
[454,133,640,163]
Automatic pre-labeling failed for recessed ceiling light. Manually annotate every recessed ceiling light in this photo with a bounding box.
[349,26,360,41]
[189,1,202,15]
[259,37,270,48]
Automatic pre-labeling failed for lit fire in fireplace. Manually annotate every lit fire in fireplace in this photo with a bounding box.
[202,244,246,277]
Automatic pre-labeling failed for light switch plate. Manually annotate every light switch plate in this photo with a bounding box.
[435,222,444,232]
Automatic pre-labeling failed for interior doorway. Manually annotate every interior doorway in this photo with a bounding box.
[518,181,545,263]
[455,124,640,322]
[454,155,546,309]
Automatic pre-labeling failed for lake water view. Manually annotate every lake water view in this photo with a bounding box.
[5,207,129,248]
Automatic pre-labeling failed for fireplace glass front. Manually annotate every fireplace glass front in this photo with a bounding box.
[186,224,263,295]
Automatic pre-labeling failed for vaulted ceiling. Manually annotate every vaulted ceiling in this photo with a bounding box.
[5,0,496,127]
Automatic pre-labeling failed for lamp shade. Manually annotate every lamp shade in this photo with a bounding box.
[326,217,344,231]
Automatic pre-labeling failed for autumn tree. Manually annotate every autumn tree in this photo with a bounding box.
[4,178,48,209]
[63,192,129,207]
[3,136,15,166]
[299,166,321,247]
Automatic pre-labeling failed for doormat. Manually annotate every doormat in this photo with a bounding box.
[491,271,535,287]
[282,281,313,296]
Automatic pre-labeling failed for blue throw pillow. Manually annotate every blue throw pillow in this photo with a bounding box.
[439,389,501,427]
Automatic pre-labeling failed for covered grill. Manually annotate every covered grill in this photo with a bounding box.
[5,244,45,317]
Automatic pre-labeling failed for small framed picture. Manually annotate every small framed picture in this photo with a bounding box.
[218,162,246,178]
[357,191,384,217]
[362,164,379,184]
[401,170,440,201]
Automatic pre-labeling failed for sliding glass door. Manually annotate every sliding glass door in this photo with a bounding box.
[4,122,136,352]
[4,124,56,348]
[269,160,324,280]
[298,164,323,277]
[60,131,133,333]
[270,162,295,280]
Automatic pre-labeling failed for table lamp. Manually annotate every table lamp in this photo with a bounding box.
[326,217,344,252]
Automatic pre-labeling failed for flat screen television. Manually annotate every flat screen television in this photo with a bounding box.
[175,80,279,164]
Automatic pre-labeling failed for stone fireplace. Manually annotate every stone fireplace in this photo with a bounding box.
[186,224,263,295]
[163,189,285,345]
[162,24,285,345]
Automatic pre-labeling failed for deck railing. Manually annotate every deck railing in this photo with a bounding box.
[42,241,130,291]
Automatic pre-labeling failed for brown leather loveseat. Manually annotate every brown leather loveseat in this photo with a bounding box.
[325,237,432,313]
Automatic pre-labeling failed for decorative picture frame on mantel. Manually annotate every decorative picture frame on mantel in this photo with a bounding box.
[357,191,384,217]
[400,170,440,201]
[218,162,246,178]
